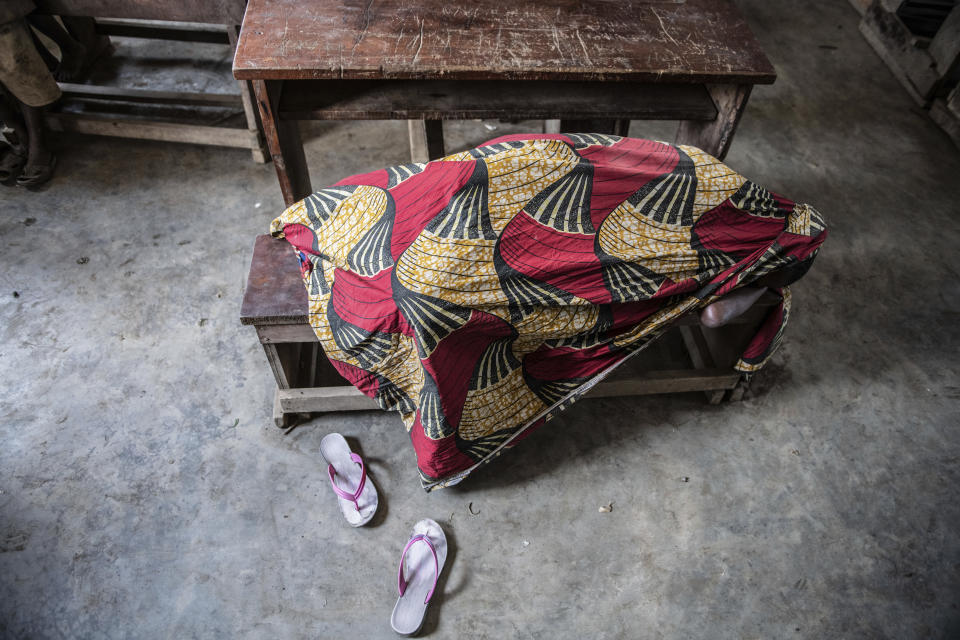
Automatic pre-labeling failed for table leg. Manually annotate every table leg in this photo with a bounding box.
[407,119,445,163]
[227,25,268,164]
[261,342,296,390]
[252,79,312,206]
[273,387,289,428]
[728,374,752,402]
[679,325,727,404]
[675,84,752,160]
[260,340,295,427]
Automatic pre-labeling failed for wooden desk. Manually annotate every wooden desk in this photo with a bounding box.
[233,0,775,206]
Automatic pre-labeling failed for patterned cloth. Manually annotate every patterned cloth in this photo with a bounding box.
[270,134,827,490]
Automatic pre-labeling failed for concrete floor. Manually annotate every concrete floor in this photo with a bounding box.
[2,1,960,638]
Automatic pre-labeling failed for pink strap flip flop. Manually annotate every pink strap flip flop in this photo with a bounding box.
[391,519,447,636]
[319,433,378,527]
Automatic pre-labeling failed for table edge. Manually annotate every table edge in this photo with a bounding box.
[233,66,777,84]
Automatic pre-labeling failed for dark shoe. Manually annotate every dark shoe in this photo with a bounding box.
[0,146,27,186]
[16,153,56,191]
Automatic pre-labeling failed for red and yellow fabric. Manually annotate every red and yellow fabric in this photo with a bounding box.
[270,134,827,490]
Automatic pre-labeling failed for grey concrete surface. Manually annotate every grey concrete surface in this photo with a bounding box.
[2,1,959,638]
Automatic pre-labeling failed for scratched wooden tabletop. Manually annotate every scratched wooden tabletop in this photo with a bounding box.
[233,0,775,83]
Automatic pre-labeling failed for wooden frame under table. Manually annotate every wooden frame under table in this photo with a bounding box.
[233,0,776,206]
[242,236,773,428]
[34,0,269,162]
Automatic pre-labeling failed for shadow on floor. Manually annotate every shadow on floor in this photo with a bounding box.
[445,393,713,493]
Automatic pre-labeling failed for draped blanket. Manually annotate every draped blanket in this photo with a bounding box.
[270,134,827,490]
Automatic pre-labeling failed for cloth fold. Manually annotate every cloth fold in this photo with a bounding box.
[270,134,827,490]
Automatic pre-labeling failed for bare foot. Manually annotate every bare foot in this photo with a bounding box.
[700,286,767,328]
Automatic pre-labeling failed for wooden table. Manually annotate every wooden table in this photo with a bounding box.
[233,0,775,206]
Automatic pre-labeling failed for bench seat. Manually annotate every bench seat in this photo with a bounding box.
[242,235,773,427]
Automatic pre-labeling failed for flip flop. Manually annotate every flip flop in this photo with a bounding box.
[319,433,378,527]
[391,519,447,636]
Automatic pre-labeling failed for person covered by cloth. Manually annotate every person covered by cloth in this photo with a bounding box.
[0,0,59,189]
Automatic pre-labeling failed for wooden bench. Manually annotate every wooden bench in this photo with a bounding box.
[242,235,776,427]
[34,0,268,162]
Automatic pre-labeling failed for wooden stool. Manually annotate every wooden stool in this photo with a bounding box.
[242,236,773,427]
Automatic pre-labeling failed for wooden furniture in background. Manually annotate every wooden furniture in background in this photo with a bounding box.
[242,236,776,427]
[233,0,776,205]
[34,1,268,161]
[858,1,960,149]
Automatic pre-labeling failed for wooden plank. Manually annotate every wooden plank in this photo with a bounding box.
[307,342,319,388]
[93,18,230,43]
[588,369,741,398]
[254,80,312,205]
[278,80,718,122]
[282,343,305,389]
[929,7,960,78]
[228,24,271,164]
[423,119,445,160]
[33,0,247,24]
[278,386,380,413]
[234,0,776,84]
[262,343,293,389]
[847,0,872,16]
[45,112,260,149]
[929,97,960,150]
[407,120,428,163]
[675,84,751,160]
[256,324,315,343]
[859,1,941,103]
[58,82,241,107]
[279,368,740,413]
[948,84,960,118]
[727,376,750,402]
[679,325,726,404]
[407,119,444,163]
[273,387,289,428]
[241,235,309,325]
